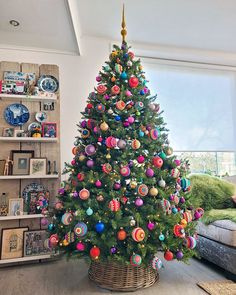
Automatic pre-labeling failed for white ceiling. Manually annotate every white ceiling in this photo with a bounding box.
[1,0,236,54]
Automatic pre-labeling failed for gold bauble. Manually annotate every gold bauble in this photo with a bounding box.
[166,147,173,156]
[106,154,111,159]
[130,181,137,189]
[79,154,86,161]
[100,121,109,131]
[62,239,69,246]
[149,187,158,196]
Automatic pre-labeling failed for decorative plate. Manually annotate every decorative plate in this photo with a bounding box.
[35,111,47,123]
[37,75,59,93]
[4,103,30,126]
[28,121,41,132]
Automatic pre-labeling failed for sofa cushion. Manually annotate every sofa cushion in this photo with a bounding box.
[197,220,236,247]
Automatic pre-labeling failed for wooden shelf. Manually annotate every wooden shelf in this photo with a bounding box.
[0,137,58,143]
[0,214,43,221]
[0,93,57,102]
[0,255,52,264]
[0,174,59,180]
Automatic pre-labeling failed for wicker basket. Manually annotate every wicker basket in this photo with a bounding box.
[88,261,159,292]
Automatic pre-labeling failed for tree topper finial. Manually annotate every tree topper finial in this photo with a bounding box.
[121,4,127,43]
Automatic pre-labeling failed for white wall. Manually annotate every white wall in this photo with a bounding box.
[0,36,110,172]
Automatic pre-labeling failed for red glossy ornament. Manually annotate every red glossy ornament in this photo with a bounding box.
[87,103,93,109]
[77,173,85,181]
[164,250,174,261]
[152,156,163,168]
[90,246,101,259]
[129,77,139,88]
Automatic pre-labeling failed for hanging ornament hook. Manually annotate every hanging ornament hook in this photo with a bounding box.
[121,4,127,43]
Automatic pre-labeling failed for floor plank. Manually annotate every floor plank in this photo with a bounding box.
[0,254,226,295]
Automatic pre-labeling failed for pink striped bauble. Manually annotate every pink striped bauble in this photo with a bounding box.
[132,227,145,242]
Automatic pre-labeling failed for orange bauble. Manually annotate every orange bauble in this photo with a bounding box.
[117,229,127,240]
[72,146,79,155]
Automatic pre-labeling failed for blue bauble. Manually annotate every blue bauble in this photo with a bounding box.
[140,90,145,95]
[120,72,128,80]
[139,130,144,137]
[172,207,178,214]
[95,222,105,233]
[48,223,55,231]
[159,234,165,241]
[102,139,106,145]
[115,115,121,121]
[123,53,129,59]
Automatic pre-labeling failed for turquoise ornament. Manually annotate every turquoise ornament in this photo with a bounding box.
[120,72,128,80]
[104,65,111,71]
[139,130,144,137]
[172,207,178,214]
[48,223,55,231]
[159,234,165,241]
[86,207,93,216]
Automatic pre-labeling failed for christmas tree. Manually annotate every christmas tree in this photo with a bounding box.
[48,8,203,270]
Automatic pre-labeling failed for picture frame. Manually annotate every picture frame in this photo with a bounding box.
[8,198,23,216]
[23,230,53,257]
[0,160,6,175]
[1,227,28,259]
[42,122,57,138]
[14,130,25,137]
[2,127,14,137]
[11,150,34,175]
[29,158,47,176]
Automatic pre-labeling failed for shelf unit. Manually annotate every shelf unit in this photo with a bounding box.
[0,137,58,143]
[0,93,57,102]
[0,61,61,266]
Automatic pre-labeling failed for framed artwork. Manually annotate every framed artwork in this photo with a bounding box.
[2,127,14,137]
[11,150,34,175]
[42,122,57,138]
[0,160,6,175]
[8,198,23,216]
[23,230,52,257]
[1,227,28,259]
[14,130,25,137]
[29,158,47,176]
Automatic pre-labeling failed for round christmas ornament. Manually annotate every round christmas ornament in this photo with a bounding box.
[130,180,137,189]
[41,217,48,226]
[115,115,121,121]
[95,180,102,187]
[79,154,86,162]
[108,108,113,114]
[132,227,145,242]
[128,51,135,59]
[111,85,120,95]
[127,60,132,67]
[113,182,121,190]
[164,250,174,261]
[182,211,193,222]
[96,85,107,95]
[152,256,163,270]
[72,146,79,155]
[158,179,166,188]
[71,159,76,166]
[117,228,127,240]
[96,194,104,202]
[172,207,178,214]
[123,121,130,127]
[159,234,165,241]
[62,239,69,247]
[55,201,63,210]
[129,76,139,88]
[49,234,59,247]
[87,159,94,168]
[131,139,141,149]
[180,197,186,204]
[48,223,55,231]
[130,218,136,226]
[109,199,121,212]
[130,254,142,266]
[159,151,167,160]
[127,116,135,124]
[96,76,101,82]
[79,188,90,200]
[76,241,85,251]
[147,221,155,231]
[171,168,180,178]
[176,250,184,260]
[149,187,158,197]
[116,100,126,110]
[180,178,191,191]
[139,130,144,137]
[81,129,90,139]
[102,163,112,174]
[87,103,93,109]
[120,72,128,80]
[86,207,93,216]
[95,103,105,113]
[115,63,122,74]
[110,246,117,254]
[152,156,163,168]
[180,219,188,228]
[137,155,145,163]
[95,222,105,233]
[87,119,96,130]
[135,198,144,207]
[85,144,96,156]
[174,159,181,166]
[65,231,75,244]
[135,101,144,110]
[111,76,116,83]
[137,184,148,196]
[150,129,160,140]
[166,147,173,156]
[161,199,171,214]
[90,246,101,259]
[77,172,85,181]
[61,213,73,225]
[195,207,204,218]
[173,224,185,238]
[184,236,197,249]
[74,222,88,237]
[146,168,154,178]
[120,166,131,177]
[100,121,109,131]
[117,139,126,149]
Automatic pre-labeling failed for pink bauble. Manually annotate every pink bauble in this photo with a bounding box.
[127,116,135,124]
[71,159,76,165]
[98,136,103,142]
[120,166,131,177]
[125,90,132,97]
[76,242,85,251]
[93,126,100,133]
[194,211,202,220]
[105,136,117,148]
[41,217,49,226]
[86,159,94,168]
[137,155,145,164]
[135,198,143,207]
[123,122,130,128]
[95,180,102,188]
[147,222,155,231]
[146,168,154,177]
[174,159,181,166]
[114,182,121,190]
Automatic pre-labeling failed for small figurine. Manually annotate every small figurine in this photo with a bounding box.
[47,160,52,175]
[53,161,58,175]
[4,156,13,176]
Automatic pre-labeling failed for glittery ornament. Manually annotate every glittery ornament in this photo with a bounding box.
[79,188,90,200]
[149,187,158,197]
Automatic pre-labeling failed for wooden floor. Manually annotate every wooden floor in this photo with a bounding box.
[0,254,226,295]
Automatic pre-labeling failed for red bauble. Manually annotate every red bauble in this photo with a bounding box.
[164,250,174,261]
[129,77,139,88]
[77,173,85,181]
[90,246,101,259]
[87,103,93,109]
[152,156,163,168]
